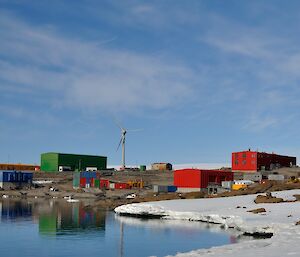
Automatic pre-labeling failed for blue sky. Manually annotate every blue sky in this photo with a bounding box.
[1,0,300,166]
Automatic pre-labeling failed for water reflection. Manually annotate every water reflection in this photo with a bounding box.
[0,199,239,257]
[0,199,105,236]
[38,201,105,236]
[112,215,239,257]
[1,200,32,220]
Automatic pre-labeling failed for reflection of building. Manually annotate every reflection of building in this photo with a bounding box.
[41,153,107,172]
[0,199,106,236]
[39,214,57,235]
[39,202,105,236]
[1,200,32,220]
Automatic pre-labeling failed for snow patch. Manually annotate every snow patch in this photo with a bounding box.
[115,190,300,257]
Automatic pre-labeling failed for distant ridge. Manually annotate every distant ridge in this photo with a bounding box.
[108,163,230,170]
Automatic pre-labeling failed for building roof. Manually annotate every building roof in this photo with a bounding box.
[0,163,39,166]
[41,152,107,158]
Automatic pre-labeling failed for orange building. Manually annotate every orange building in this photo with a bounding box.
[0,163,40,171]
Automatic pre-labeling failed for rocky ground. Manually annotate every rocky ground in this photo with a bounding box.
[0,169,300,211]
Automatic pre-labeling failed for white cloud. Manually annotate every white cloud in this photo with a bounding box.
[0,13,195,113]
[82,1,204,31]
[200,14,300,83]
[2,4,300,133]
[194,13,300,131]
[243,114,279,132]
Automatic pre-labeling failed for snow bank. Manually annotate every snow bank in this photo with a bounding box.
[108,162,229,170]
[115,190,300,257]
[172,163,230,170]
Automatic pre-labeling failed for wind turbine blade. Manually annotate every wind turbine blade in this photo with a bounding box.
[113,117,123,130]
[116,137,123,151]
[127,128,143,132]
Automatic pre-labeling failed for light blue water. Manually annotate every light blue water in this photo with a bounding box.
[0,199,237,257]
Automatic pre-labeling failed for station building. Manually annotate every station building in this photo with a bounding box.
[174,169,233,192]
[41,153,107,173]
[151,163,173,171]
[232,150,296,173]
[0,163,40,171]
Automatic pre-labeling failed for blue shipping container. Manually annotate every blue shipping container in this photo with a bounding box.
[21,172,33,183]
[3,171,17,182]
[0,171,33,183]
[85,178,92,184]
[167,186,177,192]
[80,171,97,179]
[0,170,11,182]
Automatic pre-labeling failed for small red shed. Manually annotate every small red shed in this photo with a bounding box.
[80,178,86,188]
[174,169,233,192]
[100,179,110,189]
[114,183,131,189]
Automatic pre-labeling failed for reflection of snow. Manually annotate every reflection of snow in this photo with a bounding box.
[115,190,300,257]
[114,214,240,237]
[66,196,79,202]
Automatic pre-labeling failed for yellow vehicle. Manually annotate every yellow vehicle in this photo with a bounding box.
[232,180,254,190]
[232,184,247,190]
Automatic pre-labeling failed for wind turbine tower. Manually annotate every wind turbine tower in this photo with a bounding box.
[117,128,127,169]
[116,122,141,170]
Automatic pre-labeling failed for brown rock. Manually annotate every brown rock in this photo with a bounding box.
[247,208,267,214]
[254,194,283,204]
[293,194,300,201]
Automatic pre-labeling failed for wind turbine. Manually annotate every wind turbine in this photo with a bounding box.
[115,121,141,170]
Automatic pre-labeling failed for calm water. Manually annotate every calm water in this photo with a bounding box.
[0,199,237,257]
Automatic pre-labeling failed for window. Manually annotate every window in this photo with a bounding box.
[242,160,247,165]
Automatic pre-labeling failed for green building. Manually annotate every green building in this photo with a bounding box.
[41,152,107,172]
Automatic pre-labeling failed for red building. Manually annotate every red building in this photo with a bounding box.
[114,182,131,189]
[232,150,296,172]
[99,179,110,189]
[174,169,233,192]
